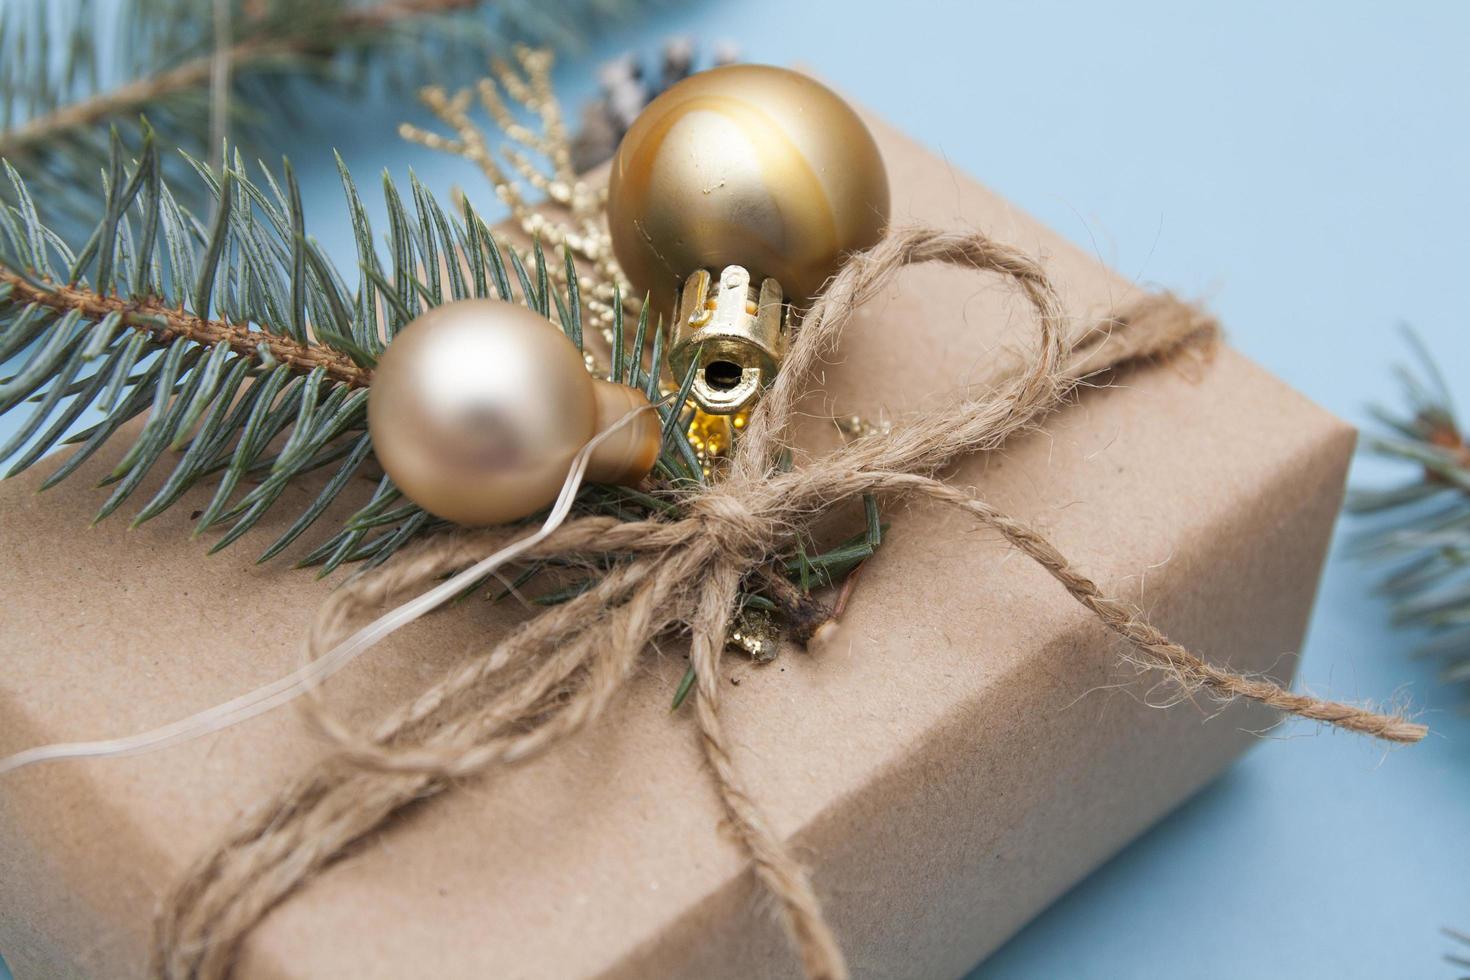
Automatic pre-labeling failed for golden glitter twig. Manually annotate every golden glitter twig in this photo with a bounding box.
[399,46,631,348]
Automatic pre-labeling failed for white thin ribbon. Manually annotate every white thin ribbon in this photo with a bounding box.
[0,399,662,776]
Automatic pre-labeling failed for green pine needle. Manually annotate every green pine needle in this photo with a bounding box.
[670,663,696,711]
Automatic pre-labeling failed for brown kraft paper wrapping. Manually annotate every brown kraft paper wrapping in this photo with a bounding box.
[0,105,1353,979]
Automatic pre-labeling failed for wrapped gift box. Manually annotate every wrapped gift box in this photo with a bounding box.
[0,101,1352,979]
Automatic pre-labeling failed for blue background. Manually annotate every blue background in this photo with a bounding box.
[3,1,1468,976]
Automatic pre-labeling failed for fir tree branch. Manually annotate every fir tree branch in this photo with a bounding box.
[1349,328,1470,709]
[0,268,372,388]
[0,124,507,569]
[0,0,654,218]
[0,121,725,583]
[0,0,482,163]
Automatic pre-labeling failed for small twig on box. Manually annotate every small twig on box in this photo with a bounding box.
[831,559,867,622]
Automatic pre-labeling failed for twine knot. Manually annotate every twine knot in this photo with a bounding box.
[687,482,774,563]
[153,226,1426,980]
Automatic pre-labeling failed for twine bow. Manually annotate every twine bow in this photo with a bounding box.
[154,227,1426,980]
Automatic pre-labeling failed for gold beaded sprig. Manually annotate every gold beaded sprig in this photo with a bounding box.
[834,413,893,441]
[399,47,629,348]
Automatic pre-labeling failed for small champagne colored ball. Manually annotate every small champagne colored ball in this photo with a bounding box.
[607,64,890,313]
[368,300,661,526]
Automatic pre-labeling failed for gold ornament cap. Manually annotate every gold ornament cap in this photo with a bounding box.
[368,300,660,526]
[606,64,889,413]
[669,264,787,414]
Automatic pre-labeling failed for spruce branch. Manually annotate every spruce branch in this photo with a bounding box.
[0,0,653,216]
[0,0,498,163]
[1347,328,1470,708]
[0,124,567,571]
[1444,926,1470,973]
[0,268,371,388]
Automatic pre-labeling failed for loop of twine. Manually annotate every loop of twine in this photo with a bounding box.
[152,227,1426,980]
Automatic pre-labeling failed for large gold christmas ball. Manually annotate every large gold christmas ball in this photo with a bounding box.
[606,64,890,312]
[368,300,660,526]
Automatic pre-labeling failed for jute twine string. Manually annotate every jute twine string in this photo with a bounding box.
[153,227,1426,980]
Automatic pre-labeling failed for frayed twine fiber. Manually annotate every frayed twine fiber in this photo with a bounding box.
[153,227,1426,980]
